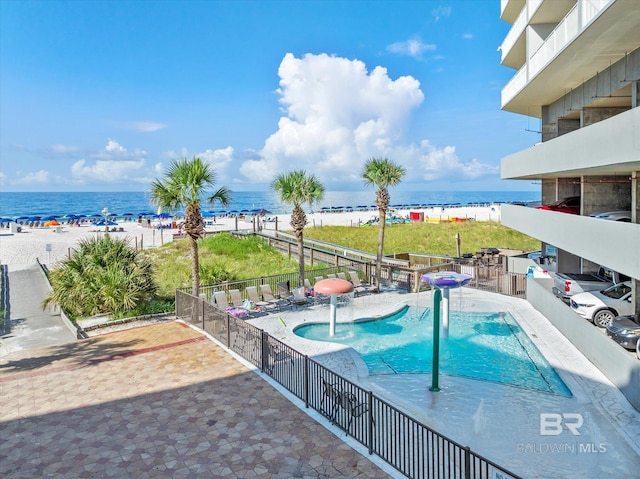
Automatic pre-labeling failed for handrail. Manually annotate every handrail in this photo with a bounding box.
[176,289,523,479]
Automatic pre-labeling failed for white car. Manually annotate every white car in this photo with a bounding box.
[570,281,634,328]
[589,210,631,222]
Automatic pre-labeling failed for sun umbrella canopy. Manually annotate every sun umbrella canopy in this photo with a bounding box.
[45,220,61,226]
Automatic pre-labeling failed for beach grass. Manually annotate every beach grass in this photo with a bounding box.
[303,221,539,257]
[148,222,538,297]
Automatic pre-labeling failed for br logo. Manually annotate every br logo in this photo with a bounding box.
[540,413,584,436]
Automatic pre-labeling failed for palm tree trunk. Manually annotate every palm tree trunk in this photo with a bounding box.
[190,237,200,296]
[376,208,386,292]
[297,235,305,287]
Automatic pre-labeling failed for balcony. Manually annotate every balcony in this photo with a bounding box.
[500,0,640,116]
[501,107,640,180]
[501,204,640,279]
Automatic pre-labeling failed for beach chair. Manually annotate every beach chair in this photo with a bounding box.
[213,291,230,310]
[213,290,249,318]
[246,286,272,312]
[349,271,373,296]
[327,273,337,279]
[277,280,294,306]
[337,272,347,280]
[260,284,288,310]
[229,289,244,308]
[291,286,308,308]
[314,276,324,285]
[303,278,312,290]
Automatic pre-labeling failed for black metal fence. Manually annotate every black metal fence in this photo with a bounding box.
[176,290,522,479]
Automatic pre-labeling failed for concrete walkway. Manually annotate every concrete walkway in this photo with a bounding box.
[1,264,76,357]
[0,321,395,478]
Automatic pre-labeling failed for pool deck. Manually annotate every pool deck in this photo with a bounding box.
[248,288,640,479]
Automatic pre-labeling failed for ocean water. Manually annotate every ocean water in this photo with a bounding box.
[0,190,539,219]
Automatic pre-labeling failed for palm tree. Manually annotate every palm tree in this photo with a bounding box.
[272,170,325,287]
[361,157,406,292]
[150,157,231,295]
[42,235,157,319]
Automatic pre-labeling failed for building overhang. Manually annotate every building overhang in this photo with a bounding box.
[502,204,640,279]
[502,107,640,180]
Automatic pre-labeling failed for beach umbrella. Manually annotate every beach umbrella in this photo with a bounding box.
[202,211,214,218]
[15,216,30,220]
[90,213,102,218]
[45,220,60,227]
[0,218,12,223]
[28,216,42,221]
[42,215,58,221]
[254,208,272,215]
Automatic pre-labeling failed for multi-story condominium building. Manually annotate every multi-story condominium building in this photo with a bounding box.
[499,0,639,306]
[498,0,640,407]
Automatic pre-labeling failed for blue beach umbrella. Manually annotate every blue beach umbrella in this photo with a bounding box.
[28,216,42,221]
[0,217,12,223]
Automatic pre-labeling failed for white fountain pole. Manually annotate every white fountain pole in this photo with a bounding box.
[329,294,337,336]
[442,288,450,339]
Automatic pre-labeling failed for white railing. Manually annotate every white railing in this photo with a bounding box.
[501,5,528,63]
[501,0,612,108]
[501,63,528,107]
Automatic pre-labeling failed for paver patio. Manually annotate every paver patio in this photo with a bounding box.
[0,321,394,478]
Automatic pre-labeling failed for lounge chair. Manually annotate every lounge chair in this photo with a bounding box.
[214,290,249,318]
[277,280,294,305]
[327,273,337,279]
[229,289,244,308]
[246,286,272,312]
[349,271,374,296]
[303,278,312,290]
[260,284,288,310]
[314,276,324,285]
[291,286,308,308]
[337,272,347,280]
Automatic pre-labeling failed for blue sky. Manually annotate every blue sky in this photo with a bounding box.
[0,0,539,193]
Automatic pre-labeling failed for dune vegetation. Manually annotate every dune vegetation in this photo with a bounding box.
[149,222,539,298]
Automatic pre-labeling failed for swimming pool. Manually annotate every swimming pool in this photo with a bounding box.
[294,306,572,396]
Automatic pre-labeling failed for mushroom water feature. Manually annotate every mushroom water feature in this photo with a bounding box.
[313,278,354,336]
[421,271,473,392]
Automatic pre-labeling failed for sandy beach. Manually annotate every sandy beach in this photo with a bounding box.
[0,204,501,268]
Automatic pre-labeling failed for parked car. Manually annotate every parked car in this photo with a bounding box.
[606,315,640,351]
[536,196,580,215]
[569,281,634,328]
[589,210,632,222]
[552,265,628,303]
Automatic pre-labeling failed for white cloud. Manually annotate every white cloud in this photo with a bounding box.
[197,147,234,171]
[386,38,436,58]
[432,6,451,22]
[240,53,424,183]
[462,33,474,40]
[115,121,167,132]
[69,139,150,183]
[237,53,497,187]
[14,169,51,184]
[71,159,146,182]
[48,144,80,155]
[409,141,499,181]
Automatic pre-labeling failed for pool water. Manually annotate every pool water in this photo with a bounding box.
[294,306,572,396]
